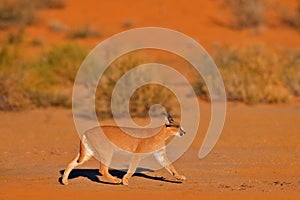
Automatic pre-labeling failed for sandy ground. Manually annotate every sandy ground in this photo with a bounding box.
[21,0,300,51]
[0,101,299,200]
[1,1,300,198]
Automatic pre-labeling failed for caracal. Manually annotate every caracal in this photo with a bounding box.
[62,113,186,185]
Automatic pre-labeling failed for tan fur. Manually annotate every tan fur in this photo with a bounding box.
[99,125,176,153]
[62,118,186,186]
[77,141,86,163]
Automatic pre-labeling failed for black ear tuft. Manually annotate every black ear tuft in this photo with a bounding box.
[162,112,174,125]
[167,113,174,122]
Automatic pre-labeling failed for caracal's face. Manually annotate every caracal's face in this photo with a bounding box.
[165,114,186,137]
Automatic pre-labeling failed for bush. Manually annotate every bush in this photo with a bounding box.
[224,0,265,29]
[0,0,35,29]
[0,40,178,115]
[0,68,31,110]
[0,0,65,30]
[0,42,88,110]
[95,56,177,118]
[1,39,298,111]
[194,43,295,104]
[280,0,300,29]
[282,50,300,96]
[36,43,87,83]
[67,25,101,39]
[32,0,66,9]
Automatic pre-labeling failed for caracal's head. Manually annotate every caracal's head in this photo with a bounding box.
[164,113,186,137]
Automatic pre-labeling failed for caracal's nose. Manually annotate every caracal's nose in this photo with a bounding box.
[179,127,186,136]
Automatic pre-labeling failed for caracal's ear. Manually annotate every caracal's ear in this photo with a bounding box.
[162,112,174,125]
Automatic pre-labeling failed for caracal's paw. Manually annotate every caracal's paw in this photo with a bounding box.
[111,177,122,184]
[175,174,186,181]
[122,177,130,186]
[62,178,69,185]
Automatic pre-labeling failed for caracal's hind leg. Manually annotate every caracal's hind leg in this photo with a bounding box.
[122,155,142,185]
[99,162,122,184]
[62,142,92,185]
[154,148,186,181]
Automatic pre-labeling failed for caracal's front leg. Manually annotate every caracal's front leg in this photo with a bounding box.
[154,148,186,181]
[99,162,122,184]
[122,155,142,185]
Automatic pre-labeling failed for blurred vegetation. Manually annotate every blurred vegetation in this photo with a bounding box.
[0,32,177,117]
[0,0,100,41]
[67,25,101,39]
[32,0,66,9]
[224,0,300,31]
[0,0,65,30]
[0,0,35,29]
[96,57,177,118]
[280,0,300,29]
[0,32,87,110]
[194,43,300,104]
[224,0,265,29]
[281,49,300,96]
[0,0,300,114]
[1,34,300,111]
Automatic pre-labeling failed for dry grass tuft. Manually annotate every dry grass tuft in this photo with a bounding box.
[96,56,177,118]
[281,50,300,96]
[224,0,265,29]
[33,0,66,9]
[0,0,65,30]
[279,0,300,29]
[0,41,87,110]
[194,43,300,104]
[0,0,35,29]
[67,25,101,39]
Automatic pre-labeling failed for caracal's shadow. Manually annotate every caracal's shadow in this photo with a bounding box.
[58,168,183,185]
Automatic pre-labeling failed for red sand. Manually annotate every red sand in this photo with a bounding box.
[23,0,300,51]
[1,0,300,199]
[0,102,299,199]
